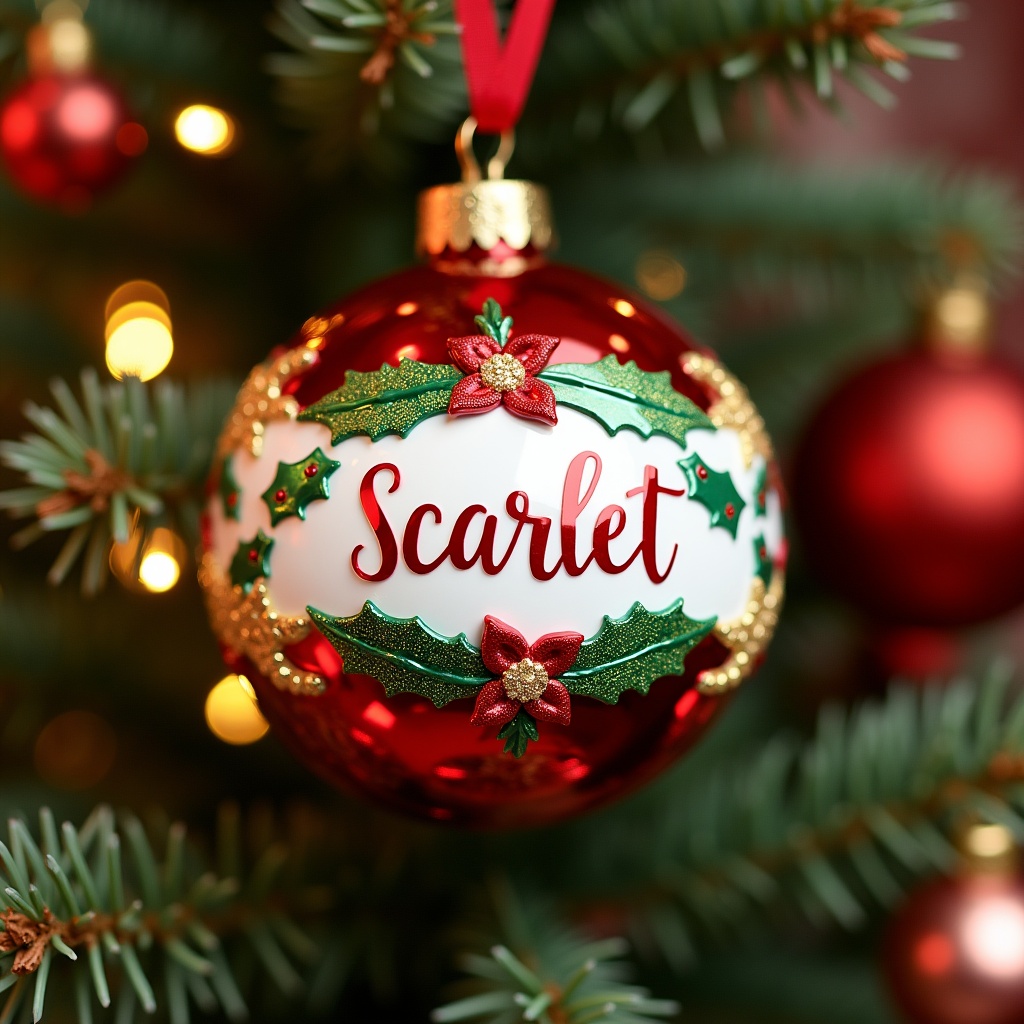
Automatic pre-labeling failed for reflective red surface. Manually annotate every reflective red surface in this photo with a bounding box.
[884,873,1024,1024]
[794,349,1024,627]
[221,257,754,828]
[0,73,145,209]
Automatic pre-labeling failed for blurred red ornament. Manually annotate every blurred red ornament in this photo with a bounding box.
[793,340,1024,627]
[884,869,1024,1024]
[0,72,146,210]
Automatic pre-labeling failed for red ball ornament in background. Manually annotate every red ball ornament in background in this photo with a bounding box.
[0,72,146,210]
[199,160,786,828]
[792,286,1024,628]
[884,826,1024,1024]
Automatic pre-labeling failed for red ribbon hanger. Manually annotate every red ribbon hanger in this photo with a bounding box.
[454,0,556,135]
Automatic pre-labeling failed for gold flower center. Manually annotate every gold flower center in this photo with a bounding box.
[479,353,526,392]
[502,659,549,702]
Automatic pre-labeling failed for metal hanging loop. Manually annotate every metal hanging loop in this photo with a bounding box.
[456,116,516,184]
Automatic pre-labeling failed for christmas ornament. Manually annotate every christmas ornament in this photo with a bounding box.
[884,824,1024,1024]
[793,283,1024,628]
[199,0,785,827]
[0,13,145,209]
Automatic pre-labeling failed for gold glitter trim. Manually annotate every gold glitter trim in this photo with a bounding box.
[416,180,553,260]
[680,352,773,469]
[503,659,548,702]
[697,570,785,695]
[216,347,318,460]
[199,553,324,696]
[480,353,526,392]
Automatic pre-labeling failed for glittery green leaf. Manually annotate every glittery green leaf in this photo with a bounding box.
[307,601,490,707]
[538,357,711,447]
[561,599,716,703]
[298,359,461,444]
[309,597,715,710]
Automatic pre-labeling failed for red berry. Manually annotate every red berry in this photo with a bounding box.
[248,549,258,563]
[725,503,735,518]
[227,493,237,507]
[304,464,318,478]
[275,489,287,502]
[697,465,708,480]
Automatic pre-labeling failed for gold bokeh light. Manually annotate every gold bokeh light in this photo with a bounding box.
[174,105,236,156]
[205,675,269,745]
[104,280,173,382]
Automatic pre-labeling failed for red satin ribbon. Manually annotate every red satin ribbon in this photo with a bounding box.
[454,0,556,134]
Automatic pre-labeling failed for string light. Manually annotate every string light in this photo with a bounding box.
[174,105,236,156]
[110,526,184,593]
[205,675,269,745]
[138,527,183,593]
[104,280,173,382]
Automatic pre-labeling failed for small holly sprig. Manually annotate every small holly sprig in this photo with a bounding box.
[475,298,513,345]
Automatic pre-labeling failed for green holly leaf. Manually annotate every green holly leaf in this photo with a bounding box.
[219,456,241,521]
[678,452,746,538]
[754,463,768,517]
[260,447,340,526]
[498,709,539,758]
[753,534,773,588]
[307,601,490,707]
[561,600,716,703]
[475,297,512,345]
[229,529,274,591]
[298,359,462,445]
[538,357,712,448]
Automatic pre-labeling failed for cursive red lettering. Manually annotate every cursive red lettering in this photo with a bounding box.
[506,490,562,581]
[593,504,641,574]
[626,465,686,584]
[403,503,447,574]
[352,463,400,581]
[561,451,600,576]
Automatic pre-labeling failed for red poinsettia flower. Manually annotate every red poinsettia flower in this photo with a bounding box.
[469,616,583,729]
[447,332,560,425]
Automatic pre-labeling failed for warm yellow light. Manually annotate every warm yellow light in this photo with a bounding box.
[612,299,636,317]
[105,281,173,382]
[105,317,173,381]
[175,105,236,156]
[139,550,179,592]
[396,302,418,316]
[137,527,184,593]
[608,333,630,353]
[205,675,269,745]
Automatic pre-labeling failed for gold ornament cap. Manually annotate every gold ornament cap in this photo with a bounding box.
[416,118,554,275]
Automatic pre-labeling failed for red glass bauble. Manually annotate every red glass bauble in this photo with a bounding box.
[201,184,785,828]
[0,72,146,209]
[793,349,1024,627]
[884,873,1024,1024]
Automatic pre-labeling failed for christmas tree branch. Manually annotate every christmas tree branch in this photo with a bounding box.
[571,664,1024,967]
[0,805,329,1024]
[433,888,678,1024]
[523,0,960,157]
[266,0,465,172]
[558,159,1024,305]
[0,370,234,595]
